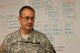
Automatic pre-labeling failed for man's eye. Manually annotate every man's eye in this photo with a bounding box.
[26,16,29,20]
[31,17,35,19]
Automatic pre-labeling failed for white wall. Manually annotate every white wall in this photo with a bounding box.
[0,0,80,53]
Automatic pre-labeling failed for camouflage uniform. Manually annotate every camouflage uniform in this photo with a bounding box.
[0,29,56,53]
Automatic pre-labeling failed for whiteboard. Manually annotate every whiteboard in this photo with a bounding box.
[0,0,80,53]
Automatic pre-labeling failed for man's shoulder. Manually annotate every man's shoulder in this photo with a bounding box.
[5,30,20,40]
[34,30,46,36]
[7,29,19,36]
[34,30,47,39]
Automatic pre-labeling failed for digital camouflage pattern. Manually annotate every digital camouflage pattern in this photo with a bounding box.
[0,29,56,53]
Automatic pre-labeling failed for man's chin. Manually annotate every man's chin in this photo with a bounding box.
[26,28,33,30]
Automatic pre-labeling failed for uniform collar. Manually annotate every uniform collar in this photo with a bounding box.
[17,29,35,43]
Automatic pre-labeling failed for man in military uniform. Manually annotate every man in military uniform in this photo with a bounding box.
[0,6,56,53]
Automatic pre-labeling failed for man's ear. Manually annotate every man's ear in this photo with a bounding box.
[18,16,21,22]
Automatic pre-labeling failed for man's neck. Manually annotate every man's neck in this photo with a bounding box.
[20,28,32,35]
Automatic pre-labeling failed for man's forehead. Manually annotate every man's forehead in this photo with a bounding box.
[21,9,35,16]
